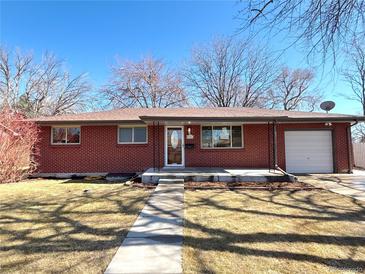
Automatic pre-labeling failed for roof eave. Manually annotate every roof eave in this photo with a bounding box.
[35,119,145,125]
[139,116,287,122]
[279,117,365,122]
[139,115,365,123]
[33,115,365,125]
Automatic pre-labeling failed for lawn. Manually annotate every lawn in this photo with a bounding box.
[0,179,152,273]
[183,189,365,274]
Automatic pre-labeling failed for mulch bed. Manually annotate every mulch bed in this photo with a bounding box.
[129,181,320,191]
[184,181,319,191]
[131,182,157,190]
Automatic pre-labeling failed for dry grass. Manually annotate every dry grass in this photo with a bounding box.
[183,189,365,274]
[0,179,152,273]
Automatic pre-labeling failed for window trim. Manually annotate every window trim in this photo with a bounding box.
[200,124,244,149]
[51,126,81,145]
[117,125,148,144]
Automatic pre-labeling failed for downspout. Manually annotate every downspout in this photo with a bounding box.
[272,120,297,182]
[152,121,156,171]
[347,120,358,173]
[273,120,278,170]
[157,121,160,171]
[268,122,271,172]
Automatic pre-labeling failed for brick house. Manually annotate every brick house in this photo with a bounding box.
[33,107,365,176]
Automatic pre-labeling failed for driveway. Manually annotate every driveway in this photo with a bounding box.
[298,169,365,202]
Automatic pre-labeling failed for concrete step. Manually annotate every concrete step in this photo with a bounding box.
[142,169,292,184]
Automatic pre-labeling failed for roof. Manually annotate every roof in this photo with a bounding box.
[32,107,365,124]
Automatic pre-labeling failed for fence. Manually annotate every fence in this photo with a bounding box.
[353,143,365,168]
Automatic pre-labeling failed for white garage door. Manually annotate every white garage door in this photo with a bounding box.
[285,130,333,173]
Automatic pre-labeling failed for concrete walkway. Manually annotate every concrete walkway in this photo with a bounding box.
[105,179,184,274]
[299,170,365,202]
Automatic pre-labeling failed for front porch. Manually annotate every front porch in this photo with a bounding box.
[141,167,295,184]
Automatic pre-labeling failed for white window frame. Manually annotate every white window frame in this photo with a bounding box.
[51,126,81,145]
[200,124,244,149]
[118,125,148,144]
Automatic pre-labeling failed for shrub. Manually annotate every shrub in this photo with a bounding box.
[0,108,39,183]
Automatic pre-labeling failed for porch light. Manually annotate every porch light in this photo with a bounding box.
[187,127,194,139]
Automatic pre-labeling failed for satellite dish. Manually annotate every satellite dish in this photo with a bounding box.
[320,101,336,113]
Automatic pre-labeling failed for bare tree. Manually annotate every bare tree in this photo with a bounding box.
[353,123,365,143]
[238,0,365,60]
[0,108,39,183]
[268,67,320,111]
[103,56,187,108]
[0,47,91,117]
[342,37,365,116]
[185,37,275,107]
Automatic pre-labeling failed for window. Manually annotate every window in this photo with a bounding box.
[118,126,147,144]
[52,127,80,144]
[201,125,243,148]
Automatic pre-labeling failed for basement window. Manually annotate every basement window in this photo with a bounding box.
[201,125,243,148]
[51,127,80,144]
[118,126,147,144]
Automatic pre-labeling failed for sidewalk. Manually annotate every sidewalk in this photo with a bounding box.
[105,179,184,274]
[298,170,365,202]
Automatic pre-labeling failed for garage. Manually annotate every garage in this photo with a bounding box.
[285,130,334,173]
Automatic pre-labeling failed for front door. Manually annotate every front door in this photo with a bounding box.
[165,126,184,167]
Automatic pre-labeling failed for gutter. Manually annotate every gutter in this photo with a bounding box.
[32,115,365,125]
[139,115,365,123]
[139,115,288,122]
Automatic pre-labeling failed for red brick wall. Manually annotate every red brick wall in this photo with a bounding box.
[36,122,351,174]
[184,124,271,168]
[36,125,164,173]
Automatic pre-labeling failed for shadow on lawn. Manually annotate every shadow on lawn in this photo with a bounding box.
[1,184,365,273]
[0,186,149,272]
[60,179,128,185]
[123,187,365,272]
[183,189,365,272]
[303,174,365,192]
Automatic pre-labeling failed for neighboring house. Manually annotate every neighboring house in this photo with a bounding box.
[33,107,365,176]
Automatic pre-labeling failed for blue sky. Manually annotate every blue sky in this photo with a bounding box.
[0,0,361,115]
